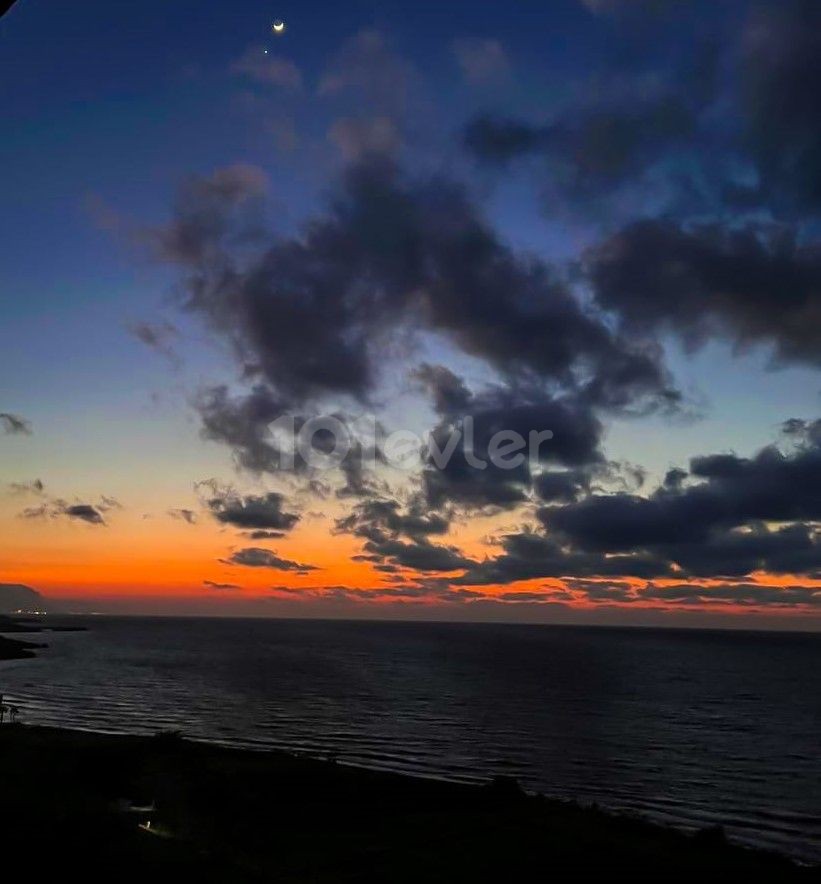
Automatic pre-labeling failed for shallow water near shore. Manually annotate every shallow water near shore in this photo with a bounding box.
[1,616,819,862]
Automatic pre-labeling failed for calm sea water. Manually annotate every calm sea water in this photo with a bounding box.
[1,617,819,862]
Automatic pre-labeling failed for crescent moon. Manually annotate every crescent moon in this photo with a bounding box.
[272,20,285,33]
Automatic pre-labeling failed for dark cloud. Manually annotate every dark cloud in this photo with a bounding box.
[128,320,180,366]
[587,220,821,367]
[221,547,318,573]
[533,470,589,503]
[268,576,821,611]
[457,2,821,376]
[169,508,198,524]
[361,538,474,573]
[336,494,473,573]
[640,582,821,608]
[411,364,472,414]
[269,583,437,602]
[157,160,675,412]
[197,387,387,494]
[155,158,679,522]
[148,11,821,605]
[150,164,268,266]
[464,93,695,197]
[246,530,286,540]
[545,428,821,549]
[7,479,44,495]
[741,1,821,210]
[781,417,821,447]
[449,531,672,585]
[442,521,816,587]
[21,497,110,526]
[206,489,300,531]
[427,420,821,587]
[0,412,32,435]
[197,385,292,474]
[537,423,821,577]
[63,504,106,525]
[203,579,242,591]
[485,577,821,609]
[416,366,604,511]
[663,467,688,490]
[337,497,450,543]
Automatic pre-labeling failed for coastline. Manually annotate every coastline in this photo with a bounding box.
[0,634,44,660]
[0,723,816,880]
[0,614,87,660]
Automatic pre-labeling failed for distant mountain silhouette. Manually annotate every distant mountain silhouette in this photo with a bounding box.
[0,583,48,613]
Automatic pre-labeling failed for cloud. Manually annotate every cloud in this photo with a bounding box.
[205,489,299,531]
[0,412,32,435]
[336,493,473,573]
[533,470,589,503]
[318,30,413,112]
[168,508,198,524]
[262,575,821,611]
[534,422,821,578]
[418,370,606,511]
[231,47,303,90]
[63,504,106,525]
[447,530,673,585]
[464,94,695,196]
[156,160,675,413]
[452,38,510,85]
[327,117,401,161]
[337,496,450,543]
[335,495,473,573]
[587,220,821,368]
[197,386,291,473]
[740,1,821,209]
[358,538,474,573]
[128,320,181,366]
[146,12,821,607]
[7,479,44,495]
[150,164,268,266]
[639,582,821,607]
[221,547,318,573]
[545,424,821,548]
[20,495,116,526]
[203,579,242,591]
[420,419,821,587]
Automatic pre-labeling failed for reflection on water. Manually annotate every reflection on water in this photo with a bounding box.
[2,617,820,862]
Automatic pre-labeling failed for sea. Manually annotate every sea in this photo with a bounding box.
[1,616,819,863]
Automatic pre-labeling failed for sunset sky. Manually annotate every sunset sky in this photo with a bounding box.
[1,0,820,626]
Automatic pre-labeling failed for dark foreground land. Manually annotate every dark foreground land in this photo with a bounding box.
[0,633,43,659]
[0,614,86,659]
[0,725,817,882]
